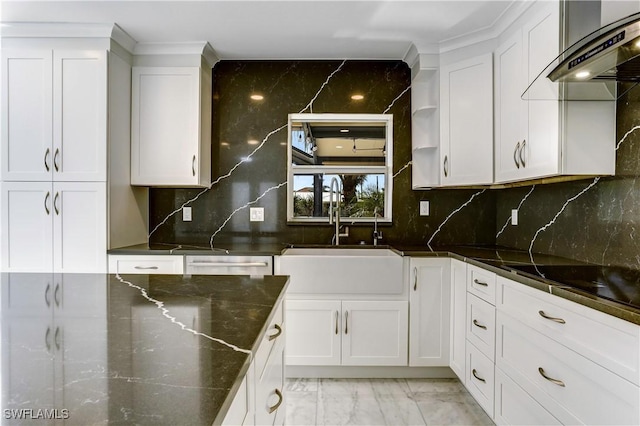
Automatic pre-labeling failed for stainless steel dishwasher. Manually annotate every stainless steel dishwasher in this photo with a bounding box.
[185,255,273,275]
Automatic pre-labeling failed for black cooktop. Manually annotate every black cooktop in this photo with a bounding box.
[503,264,640,310]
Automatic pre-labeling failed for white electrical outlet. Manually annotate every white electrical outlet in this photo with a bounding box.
[183,206,192,222]
[250,207,264,222]
[419,201,430,216]
[511,209,518,226]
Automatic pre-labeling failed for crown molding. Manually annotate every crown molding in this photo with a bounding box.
[134,41,219,67]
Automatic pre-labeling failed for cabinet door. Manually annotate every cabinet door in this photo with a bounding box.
[1,49,53,182]
[409,258,451,367]
[341,300,408,366]
[494,32,528,183]
[449,259,467,381]
[256,339,285,426]
[131,67,203,186]
[52,182,106,273]
[1,182,53,272]
[440,53,493,186]
[53,50,107,182]
[522,4,561,180]
[286,300,341,366]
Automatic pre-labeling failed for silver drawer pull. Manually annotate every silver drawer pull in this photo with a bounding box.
[473,278,488,287]
[268,388,283,414]
[267,324,282,341]
[538,367,565,387]
[413,266,418,291]
[187,262,269,267]
[335,311,339,335]
[45,283,51,307]
[472,319,487,330]
[472,369,486,383]
[134,266,159,270]
[54,148,60,172]
[44,148,50,171]
[192,155,196,176]
[538,310,565,324]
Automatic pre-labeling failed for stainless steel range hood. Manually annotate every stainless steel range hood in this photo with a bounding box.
[524,11,640,101]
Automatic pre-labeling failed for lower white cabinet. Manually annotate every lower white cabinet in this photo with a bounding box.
[466,341,495,418]
[286,299,408,367]
[108,254,184,274]
[409,258,451,366]
[1,181,106,272]
[449,259,467,381]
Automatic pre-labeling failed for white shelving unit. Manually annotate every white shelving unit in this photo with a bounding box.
[411,67,439,189]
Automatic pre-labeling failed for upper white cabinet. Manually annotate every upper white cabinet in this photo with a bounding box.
[131,57,214,187]
[440,53,494,186]
[494,1,615,184]
[1,49,107,182]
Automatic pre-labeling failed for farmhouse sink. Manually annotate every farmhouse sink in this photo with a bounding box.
[278,247,404,294]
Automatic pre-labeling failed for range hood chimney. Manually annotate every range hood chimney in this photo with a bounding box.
[525,11,640,101]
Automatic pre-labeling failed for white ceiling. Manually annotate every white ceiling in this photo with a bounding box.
[0,0,517,59]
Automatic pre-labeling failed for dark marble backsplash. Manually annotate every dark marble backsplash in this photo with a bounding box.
[149,61,496,248]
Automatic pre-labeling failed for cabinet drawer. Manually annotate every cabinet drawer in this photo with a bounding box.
[497,276,640,385]
[466,293,495,361]
[496,311,639,425]
[494,367,561,426]
[467,265,496,305]
[466,341,494,419]
[255,300,284,379]
[255,339,285,426]
[185,255,272,275]
[107,255,184,274]
[221,374,250,426]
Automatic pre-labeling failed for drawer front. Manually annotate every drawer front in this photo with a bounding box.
[185,255,272,275]
[496,311,639,425]
[255,300,284,379]
[107,255,184,274]
[221,374,249,426]
[466,341,495,419]
[467,265,496,305]
[256,339,285,426]
[466,293,495,361]
[497,276,640,385]
[494,367,561,426]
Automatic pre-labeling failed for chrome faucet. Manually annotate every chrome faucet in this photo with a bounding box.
[329,177,348,245]
[373,207,383,246]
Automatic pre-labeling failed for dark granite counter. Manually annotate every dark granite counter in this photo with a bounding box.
[108,242,287,256]
[1,273,289,425]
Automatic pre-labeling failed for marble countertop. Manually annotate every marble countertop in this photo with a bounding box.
[1,273,289,425]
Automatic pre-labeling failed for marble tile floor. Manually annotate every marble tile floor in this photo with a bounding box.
[285,378,494,426]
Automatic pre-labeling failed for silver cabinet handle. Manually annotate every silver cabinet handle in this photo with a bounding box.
[413,266,418,291]
[54,283,60,307]
[54,148,60,172]
[44,148,50,172]
[520,139,526,167]
[268,324,282,341]
[53,192,60,215]
[45,327,52,352]
[443,155,449,177]
[472,369,486,383]
[538,310,565,324]
[473,319,487,330]
[344,311,349,335]
[538,367,565,387]
[514,141,521,169]
[134,266,159,270]
[268,388,283,414]
[335,311,339,335]
[54,326,61,351]
[192,155,196,176]
[44,192,51,215]
[45,283,51,307]
[473,278,488,287]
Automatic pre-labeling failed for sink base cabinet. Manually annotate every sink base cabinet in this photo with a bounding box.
[286,299,408,367]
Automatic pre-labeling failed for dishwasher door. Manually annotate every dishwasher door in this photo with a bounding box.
[185,255,273,275]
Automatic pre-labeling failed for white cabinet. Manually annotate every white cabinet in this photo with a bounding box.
[131,66,212,187]
[108,254,185,274]
[286,299,408,367]
[449,259,467,381]
[408,258,450,366]
[1,49,107,182]
[440,53,493,186]
[1,181,107,272]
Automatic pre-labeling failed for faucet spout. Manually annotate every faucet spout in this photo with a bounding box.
[329,177,345,245]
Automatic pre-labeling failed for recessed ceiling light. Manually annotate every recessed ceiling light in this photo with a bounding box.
[248,139,259,145]
[250,94,264,101]
[340,129,350,133]
[336,145,343,149]
[351,94,364,100]
[575,71,590,79]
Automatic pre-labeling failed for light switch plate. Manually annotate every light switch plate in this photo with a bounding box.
[511,209,518,226]
[419,201,430,216]
[250,207,265,222]
[183,206,192,222]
